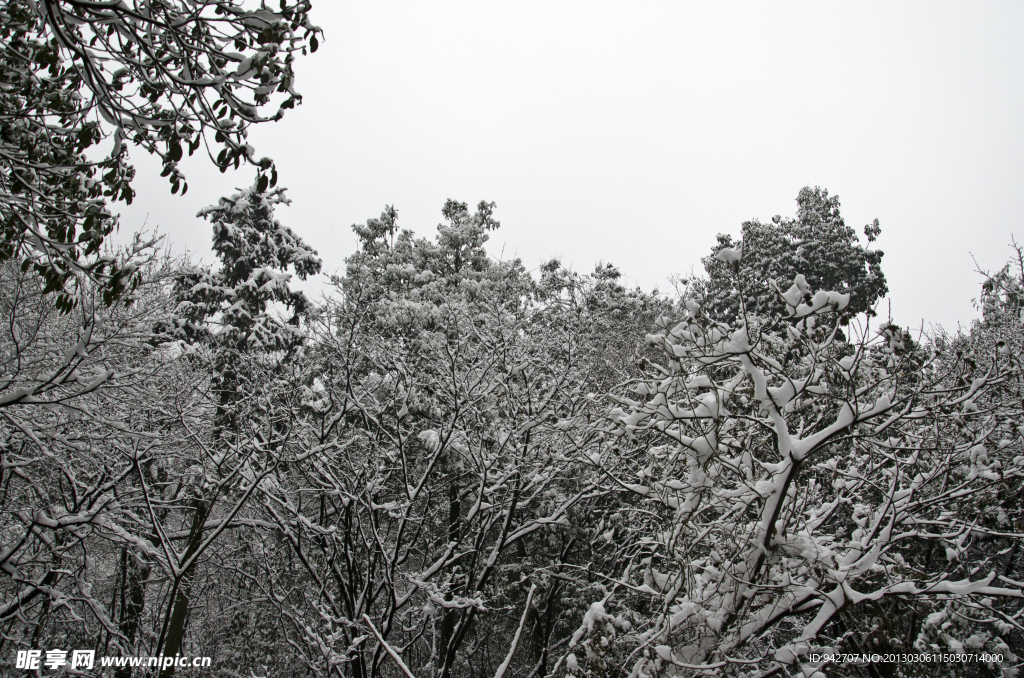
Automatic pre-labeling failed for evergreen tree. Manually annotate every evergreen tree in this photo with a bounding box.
[154,183,320,677]
[692,186,887,324]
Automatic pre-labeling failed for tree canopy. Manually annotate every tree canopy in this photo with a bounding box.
[691,186,888,324]
[1,155,1021,675]
[0,0,320,310]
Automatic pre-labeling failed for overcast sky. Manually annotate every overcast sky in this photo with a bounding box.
[116,1,1024,332]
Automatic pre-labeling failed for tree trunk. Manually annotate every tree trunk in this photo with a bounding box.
[158,499,208,678]
[115,550,148,678]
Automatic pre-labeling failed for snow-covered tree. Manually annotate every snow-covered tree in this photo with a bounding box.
[690,187,887,325]
[0,247,188,668]
[0,0,320,308]
[240,202,640,678]
[0,181,322,676]
[134,183,322,676]
[569,260,1023,677]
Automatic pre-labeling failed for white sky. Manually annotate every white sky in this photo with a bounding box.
[116,1,1024,332]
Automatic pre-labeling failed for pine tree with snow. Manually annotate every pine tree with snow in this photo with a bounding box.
[152,183,321,676]
[690,187,887,326]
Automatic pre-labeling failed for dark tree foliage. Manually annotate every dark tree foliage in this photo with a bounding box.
[0,0,320,310]
[172,184,321,350]
[692,186,887,324]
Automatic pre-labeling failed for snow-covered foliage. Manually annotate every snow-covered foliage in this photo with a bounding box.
[3,192,1023,678]
[173,184,321,351]
[0,0,319,308]
[236,202,664,678]
[568,271,1024,677]
[690,187,887,325]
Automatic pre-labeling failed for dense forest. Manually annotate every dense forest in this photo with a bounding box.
[3,2,1023,677]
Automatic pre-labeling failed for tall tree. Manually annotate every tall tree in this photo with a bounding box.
[151,183,320,676]
[247,202,625,678]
